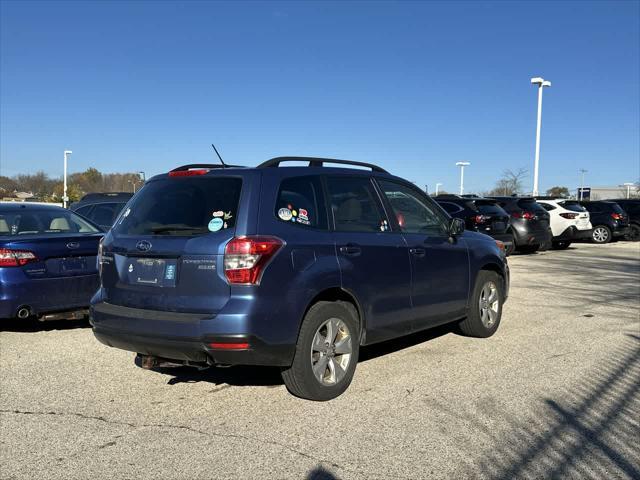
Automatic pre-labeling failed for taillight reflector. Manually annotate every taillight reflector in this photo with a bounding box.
[224,236,284,285]
[473,215,489,224]
[208,342,250,350]
[611,213,623,220]
[513,211,535,220]
[168,169,209,177]
[0,248,38,267]
[559,213,578,219]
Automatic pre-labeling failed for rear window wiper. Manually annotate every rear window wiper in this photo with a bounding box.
[150,226,209,234]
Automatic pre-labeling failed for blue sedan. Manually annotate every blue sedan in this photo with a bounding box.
[0,202,103,320]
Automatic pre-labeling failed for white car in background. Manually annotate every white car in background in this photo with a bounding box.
[536,198,592,249]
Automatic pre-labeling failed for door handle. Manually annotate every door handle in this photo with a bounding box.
[409,247,426,257]
[339,244,362,256]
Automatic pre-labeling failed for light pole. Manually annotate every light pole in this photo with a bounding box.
[455,162,470,195]
[579,168,587,200]
[530,77,551,197]
[622,182,634,199]
[435,183,443,195]
[63,150,72,208]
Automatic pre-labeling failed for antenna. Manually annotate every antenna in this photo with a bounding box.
[211,144,227,167]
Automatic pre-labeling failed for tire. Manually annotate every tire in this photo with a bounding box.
[504,233,516,256]
[552,241,571,250]
[591,225,612,244]
[459,271,503,338]
[626,224,640,242]
[517,244,539,254]
[281,301,359,401]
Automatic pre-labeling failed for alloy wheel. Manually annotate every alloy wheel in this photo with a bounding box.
[593,227,609,243]
[478,281,499,328]
[311,317,353,386]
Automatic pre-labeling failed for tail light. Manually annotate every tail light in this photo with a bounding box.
[512,211,535,220]
[224,236,284,285]
[473,215,490,224]
[559,213,578,219]
[0,248,38,267]
[611,213,623,220]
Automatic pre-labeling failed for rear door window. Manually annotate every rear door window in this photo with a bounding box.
[275,176,327,229]
[326,176,389,232]
[113,177,242,236]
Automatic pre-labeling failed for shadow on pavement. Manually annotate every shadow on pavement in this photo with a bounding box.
[305,465,339,480]
[467,333,640,479]
[156,323,456,387]
[0,316,90,333]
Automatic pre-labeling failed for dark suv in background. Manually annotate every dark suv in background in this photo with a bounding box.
[91,158,509,401]
[607,199,640,241]
[434,195,514,255]
[487,196,552,254]
[71,192,133,231]
[579,201,630,243]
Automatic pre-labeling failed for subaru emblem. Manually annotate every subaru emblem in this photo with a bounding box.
[136,240,152,252]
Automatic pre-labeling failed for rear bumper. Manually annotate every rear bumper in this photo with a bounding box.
[613,226,631,238]
[90,302,295,367]
[488,232,514,250]
[0,272,99,319]
[512,226,551,247]
[555,226,592,241]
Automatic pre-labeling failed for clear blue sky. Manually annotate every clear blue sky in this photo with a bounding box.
[1,0,638,194]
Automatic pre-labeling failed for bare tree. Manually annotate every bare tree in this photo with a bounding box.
[487,168,529,196]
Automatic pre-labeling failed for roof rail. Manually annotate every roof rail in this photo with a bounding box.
[169,163,245,172]
[257,157,388,173]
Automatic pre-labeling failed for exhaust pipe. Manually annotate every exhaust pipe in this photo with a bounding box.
[17,307,31,319]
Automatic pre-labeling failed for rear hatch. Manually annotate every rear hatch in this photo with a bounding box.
[610,203,630,226]
[101,175,243,314]
[559,201,590,229]
[472,200,511,234]
[516,199,550,232]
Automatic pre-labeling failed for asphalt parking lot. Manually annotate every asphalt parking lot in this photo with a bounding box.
[1,241,639,480]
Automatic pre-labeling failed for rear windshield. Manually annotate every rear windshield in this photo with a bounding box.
[113,177,242,236]
[517,199,547,213]
[558,201,586,213]
[0,209,100,237]
[474,200,505,215]
[610,203,625,214]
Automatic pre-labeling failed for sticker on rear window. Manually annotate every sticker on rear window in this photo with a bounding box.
[208,217,224,232]
[278,208,293,221]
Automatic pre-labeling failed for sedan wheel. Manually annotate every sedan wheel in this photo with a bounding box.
[478,281,499,328]
[311,318,353,386]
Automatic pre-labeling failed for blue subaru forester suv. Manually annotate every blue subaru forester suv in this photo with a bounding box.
[91,158,509,400]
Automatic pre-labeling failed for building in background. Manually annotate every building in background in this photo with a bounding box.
[576,185,639,200]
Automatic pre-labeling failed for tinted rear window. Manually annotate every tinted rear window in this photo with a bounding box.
[558,201,586,213]
[0,209,99,237]
[475,200,505,215]
[518,199,547,213]
[113,177,242,236]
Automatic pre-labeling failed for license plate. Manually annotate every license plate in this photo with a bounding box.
[61,257,87,272]
[126,258,177,287]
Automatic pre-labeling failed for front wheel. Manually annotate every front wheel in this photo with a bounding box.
[458,271,504,338]
[282,301,359,401]
[592,225,612,244]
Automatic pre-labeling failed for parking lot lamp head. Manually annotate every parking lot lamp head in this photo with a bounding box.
[455,162,470,195]
[530,76,551,197]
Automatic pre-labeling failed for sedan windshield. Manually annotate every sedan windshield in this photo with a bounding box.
[0,208,100,237]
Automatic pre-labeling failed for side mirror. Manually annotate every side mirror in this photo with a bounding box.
[449,217,465,236]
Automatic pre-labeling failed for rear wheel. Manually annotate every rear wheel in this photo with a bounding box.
[627,224,640,242]
[282,301,359,401]
[552,241,571,250]
[459,271,503,338]
[592,225,612,244]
